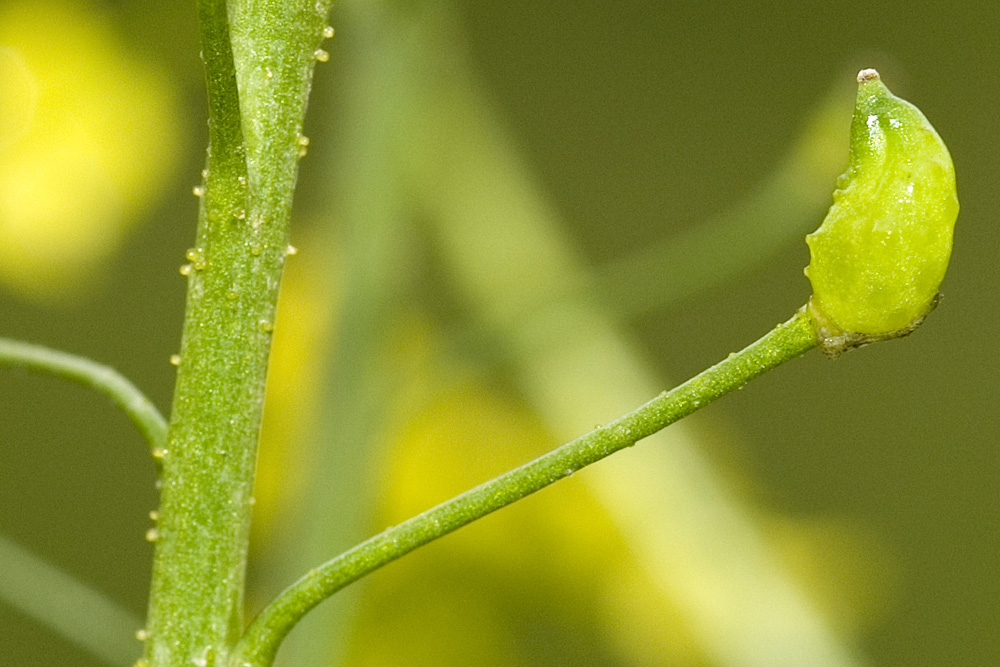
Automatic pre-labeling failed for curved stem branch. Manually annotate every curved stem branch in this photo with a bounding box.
[231,308,818,667]
[0,337,167,451]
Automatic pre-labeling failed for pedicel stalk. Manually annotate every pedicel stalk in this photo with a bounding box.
[228,68,959,667]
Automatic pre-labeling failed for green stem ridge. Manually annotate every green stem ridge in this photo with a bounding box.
[199,0,247,165]
[230,308,818,667]
[229,0,335,239]
[0,337,167,451]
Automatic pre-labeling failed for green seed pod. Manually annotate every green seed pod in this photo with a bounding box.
[805,69,958,357]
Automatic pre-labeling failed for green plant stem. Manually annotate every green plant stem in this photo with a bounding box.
[231,308,818,667]
[0,533,143,667]
[143,0,255,662]
[0,337,166,451]
[143,0,333,663]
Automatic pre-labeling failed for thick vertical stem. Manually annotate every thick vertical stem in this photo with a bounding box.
[142,0,331,663]
[142,0,260,663]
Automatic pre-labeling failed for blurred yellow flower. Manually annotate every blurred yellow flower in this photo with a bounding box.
[0,0,182,302]
[253,234,340,544]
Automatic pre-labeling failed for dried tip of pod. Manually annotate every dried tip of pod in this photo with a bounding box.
[857,68,880,83]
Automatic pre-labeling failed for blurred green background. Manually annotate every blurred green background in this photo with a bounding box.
[0,1,996,666]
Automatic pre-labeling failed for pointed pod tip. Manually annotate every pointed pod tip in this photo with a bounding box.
[857,68,880,84]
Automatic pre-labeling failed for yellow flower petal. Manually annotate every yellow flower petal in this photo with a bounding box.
[0,0,183,301]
